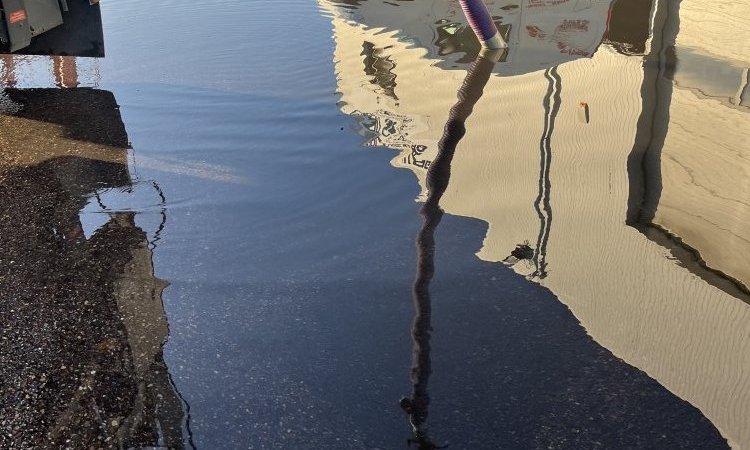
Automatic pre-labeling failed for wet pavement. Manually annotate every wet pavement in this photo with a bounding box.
[1,0,749,449]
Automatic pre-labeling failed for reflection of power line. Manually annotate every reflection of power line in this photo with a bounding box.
[400,50,501,450]
[532,67,561,280]
[133,180,195,450]
[94,189,108,210]
[90,180,169,251]
[149,180,168,251]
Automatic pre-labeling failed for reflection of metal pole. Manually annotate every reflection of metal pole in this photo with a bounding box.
[1,54,17,87]
[53,56,79,88]
[400,49,502,449]
[532,67,562,280]
[459,0,508,49]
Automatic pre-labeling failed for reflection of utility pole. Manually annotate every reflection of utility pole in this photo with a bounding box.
[1,54,17,88]
[531,67,561,280]
[53,56,79,88]
[400,49,502,450]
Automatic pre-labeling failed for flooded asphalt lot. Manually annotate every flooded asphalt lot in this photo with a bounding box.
[1,0,749,448]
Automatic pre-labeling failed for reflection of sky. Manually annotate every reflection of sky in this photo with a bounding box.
[4,1,338,94]
[97,0,337,95]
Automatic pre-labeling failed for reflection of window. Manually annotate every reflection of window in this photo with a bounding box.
[603,0,652,55]
[361,41,399,101]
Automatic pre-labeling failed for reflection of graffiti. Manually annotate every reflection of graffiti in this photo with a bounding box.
[351,109,434,170]
[404,144,432,170]
[527,25,548,39]
[528,19,593,57]
[352,109,412,146]
[528,0,572,8]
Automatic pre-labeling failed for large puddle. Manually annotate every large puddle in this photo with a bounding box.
[1,0,748,448]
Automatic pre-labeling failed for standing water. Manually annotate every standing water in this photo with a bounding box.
[1,0,749,449]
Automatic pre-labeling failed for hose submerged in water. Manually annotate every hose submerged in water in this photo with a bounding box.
[459,0,508,49]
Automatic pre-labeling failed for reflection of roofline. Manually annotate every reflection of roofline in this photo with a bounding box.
[636,222,750,304]
[322,0,632,76]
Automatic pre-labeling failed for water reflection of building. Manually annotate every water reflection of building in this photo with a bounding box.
[0,88,190,448]
[321,0,750,448]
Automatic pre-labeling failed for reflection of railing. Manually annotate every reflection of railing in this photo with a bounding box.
[401,49,501,449]
[502,67,561,280]
[530,67,561,280]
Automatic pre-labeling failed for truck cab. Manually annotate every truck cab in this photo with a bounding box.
[1,0,103,56]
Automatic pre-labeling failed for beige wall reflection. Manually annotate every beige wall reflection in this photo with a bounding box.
[321,0,750,448]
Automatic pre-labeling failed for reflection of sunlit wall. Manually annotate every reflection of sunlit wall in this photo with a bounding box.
[676,0,750,67]
[648,0,750,292]
[322,1,750,448]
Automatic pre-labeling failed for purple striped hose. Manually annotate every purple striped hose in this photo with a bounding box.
[459,0,507,48]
